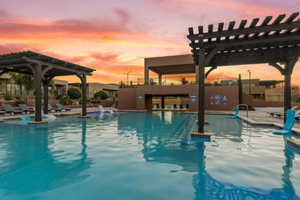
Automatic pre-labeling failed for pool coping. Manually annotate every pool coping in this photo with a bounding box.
[237,115,300,136]
[1,109,299,136]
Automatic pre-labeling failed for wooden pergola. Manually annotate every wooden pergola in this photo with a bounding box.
[0,51,94,122]
[187,12,300,133]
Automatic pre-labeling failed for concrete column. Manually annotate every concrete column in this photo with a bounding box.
[158,73,162,85]
[34,64,42,121]
[144,65,149,85]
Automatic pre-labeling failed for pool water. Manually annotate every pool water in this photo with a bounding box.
[0,112,299,200]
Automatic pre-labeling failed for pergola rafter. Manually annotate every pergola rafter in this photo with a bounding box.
[0,51,94,122]
[187,12,300,133]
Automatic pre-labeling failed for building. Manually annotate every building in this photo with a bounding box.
[119,55,244,111]
[69,82,119,98]
[119,54,300,111]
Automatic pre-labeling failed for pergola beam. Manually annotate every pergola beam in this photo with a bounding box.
[187,12,300,132]
[188,20,300,41]
[0,51,94,122]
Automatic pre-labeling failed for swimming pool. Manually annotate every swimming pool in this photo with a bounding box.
[0,112,299,200]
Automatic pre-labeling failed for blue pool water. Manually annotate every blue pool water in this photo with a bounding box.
[0,112,299,200]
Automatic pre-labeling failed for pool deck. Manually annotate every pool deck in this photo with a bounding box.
[1,107,299,135]
[236,107,300,136]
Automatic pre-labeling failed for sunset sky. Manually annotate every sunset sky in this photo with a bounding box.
[0,0,299,85]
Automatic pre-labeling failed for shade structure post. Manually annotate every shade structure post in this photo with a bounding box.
[43,81,49,114]
[161,96,165,109]
[238,74,243,104]
[283,58,298,121]
[197,52,206,133]
[81,74,87,117]
[34,64,43,121]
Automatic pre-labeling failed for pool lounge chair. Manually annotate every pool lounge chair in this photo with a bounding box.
[226,106,239,119]
[55,104,71,112]
[273,109,296,135]
[18,104,34,113]
[2,104,23,115]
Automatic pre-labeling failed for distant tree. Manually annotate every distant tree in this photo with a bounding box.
[67,87,82,99]
[9,72,35,96]
[94,90,109,100]
[181,77,188,85]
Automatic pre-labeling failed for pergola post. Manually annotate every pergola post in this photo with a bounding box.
[270,57,298,122]
[161,96,165,109]
[197,52,206,133]
[81,74,87,117]
[283,58,298,121]
[43,80,50,114]
[34,64,43,121]
[238,74,243,105]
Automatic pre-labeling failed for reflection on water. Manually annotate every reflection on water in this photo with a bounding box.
[0,112,299,200]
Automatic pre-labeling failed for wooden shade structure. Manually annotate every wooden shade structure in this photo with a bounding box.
[187,12,300,132]
[0,51,94,122]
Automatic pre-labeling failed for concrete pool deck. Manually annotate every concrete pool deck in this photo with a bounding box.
[236,107,300,136]
[1,107,299,135]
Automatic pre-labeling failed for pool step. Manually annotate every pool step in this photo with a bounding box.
[191,131,212,138]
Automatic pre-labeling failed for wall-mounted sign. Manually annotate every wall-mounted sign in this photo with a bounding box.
[210,95,228,105]
[137,95,144,99]
[190,95,197,102]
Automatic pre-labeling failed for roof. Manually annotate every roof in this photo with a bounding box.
[145,54,195,74]
[0,51,94,77]
[187,12,300,66]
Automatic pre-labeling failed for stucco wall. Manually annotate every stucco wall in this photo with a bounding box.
[118,85,240,111]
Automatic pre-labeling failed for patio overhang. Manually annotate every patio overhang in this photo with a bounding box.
[187,12,300,133]
[0,51,95,121]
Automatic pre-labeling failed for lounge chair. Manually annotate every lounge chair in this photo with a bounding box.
[55,104,71,112]
[2,104,23,115]
[18,104,34,113]
[0,110,5,115]
[226,106,239,119]
[273,109,296,135]
[48,104,54,112]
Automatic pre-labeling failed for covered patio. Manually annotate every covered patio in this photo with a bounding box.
[187,12,300,133]
[0,51,94,123]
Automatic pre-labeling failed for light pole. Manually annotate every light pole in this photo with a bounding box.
[126,71,131,86]
[248,70,251,96]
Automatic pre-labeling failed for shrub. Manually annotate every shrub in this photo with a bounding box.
[15,96,25,105]
[296,96,300,103]
[94,90,109,100]
[67,87,81,99]
[59,95,72,105]
[4,93,12,101]
[88,97,101,104]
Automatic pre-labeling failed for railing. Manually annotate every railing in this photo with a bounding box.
[237,104,250,118]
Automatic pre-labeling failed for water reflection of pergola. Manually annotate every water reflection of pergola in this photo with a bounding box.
[187,12,300,132]
[0,119,91,194]
[117,113,299,199]
[0,51,94,122]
